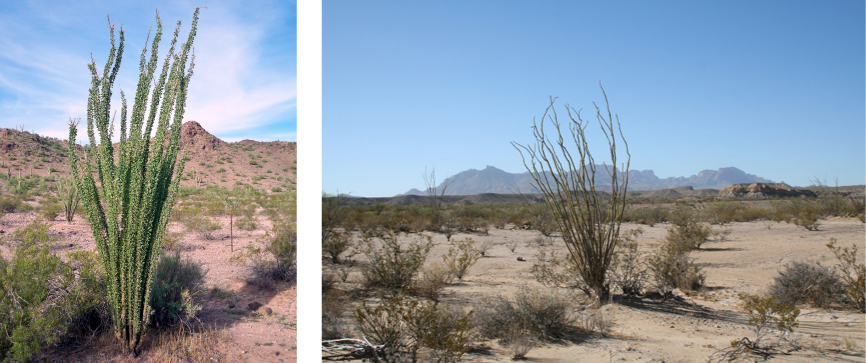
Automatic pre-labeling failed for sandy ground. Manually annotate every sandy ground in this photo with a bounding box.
[0,211,297,363]
[327,217,865,362]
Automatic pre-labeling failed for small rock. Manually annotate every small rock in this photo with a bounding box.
[266,307,273,315]
[248,301,262,311]
[516,256,526,262]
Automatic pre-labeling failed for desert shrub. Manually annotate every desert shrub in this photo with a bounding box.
[355,295,473,362]
[826,238,865,311]
[442,237,482,280]
[184,215,221,240]
[149,252,205,328]
[56,176,80,223]
[666,207,712,250]
[412,262,453,301]
[731,293,799,352]
[235,213,258,231]
[843,195,865,219]
[0,241,106,362]
[357,232,432,290]
[39,203,62,221]
[646,236,705,294]
[774,199,822,231]
[702,202,742,225]
[323,230,353,264]
[6,219,53,247]
[769,261,844,308]
[625,206,669,226]
[0,195,23,213]
[160,232,184,252]
[528,204,557,237]
[231,219,296,289]
[609,229,648,296]
[578,309,612,337]
[322,288,349,340]
[474,287,575,341]
[504,324,534,360]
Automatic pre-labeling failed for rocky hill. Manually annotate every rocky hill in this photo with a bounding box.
[0,122,296,193]
[403,165,772,196]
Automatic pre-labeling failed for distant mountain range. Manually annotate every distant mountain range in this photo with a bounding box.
[401,165,773,196]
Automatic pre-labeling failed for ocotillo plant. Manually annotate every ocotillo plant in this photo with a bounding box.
[67,9,200,354]
[56,175,80,223]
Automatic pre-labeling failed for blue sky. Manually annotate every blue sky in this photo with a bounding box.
[0,0,296,142]
[323,0,865,197]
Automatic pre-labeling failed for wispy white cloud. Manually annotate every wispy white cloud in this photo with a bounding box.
[0,0,296,142]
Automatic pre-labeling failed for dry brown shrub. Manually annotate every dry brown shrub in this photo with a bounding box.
[148,326,233,362]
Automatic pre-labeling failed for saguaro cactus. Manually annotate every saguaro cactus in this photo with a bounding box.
[67,9,200,354]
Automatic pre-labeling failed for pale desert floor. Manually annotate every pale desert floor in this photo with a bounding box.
[328,217,865,363]
[0,210,297,363]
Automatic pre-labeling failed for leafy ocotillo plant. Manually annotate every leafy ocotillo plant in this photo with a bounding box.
[67,9,200,354]
[56,175,81,223]
[512,85,630,303]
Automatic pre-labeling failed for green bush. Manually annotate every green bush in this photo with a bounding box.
[231,220,296,289]
[184,215,221,240]
[646,235,705,294]
[827,238,866,311]
[7,219,53,247]
[666,207,712,250]
[323,231,353,264]
[733,293,799,350]
[149,251,205,328]
[357,232,432,290]
[442,238,482,281]
[0,195,23,213]
[0,241,106,362]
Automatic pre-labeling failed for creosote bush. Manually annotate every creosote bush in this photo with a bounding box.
[356,231,433,290]
[442,237,482,281]
[149,251,205,328]
[474,287,575,342]
[769,261,844,308]
[665,207,712,251]
[609,228,648,296]
[184,215,221,240]
[733,293,800,351]
[826,238,866,311]
[355,294,473,362]
[0,240,107,362]
[231,218,297,289]
[646,235,705,295]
